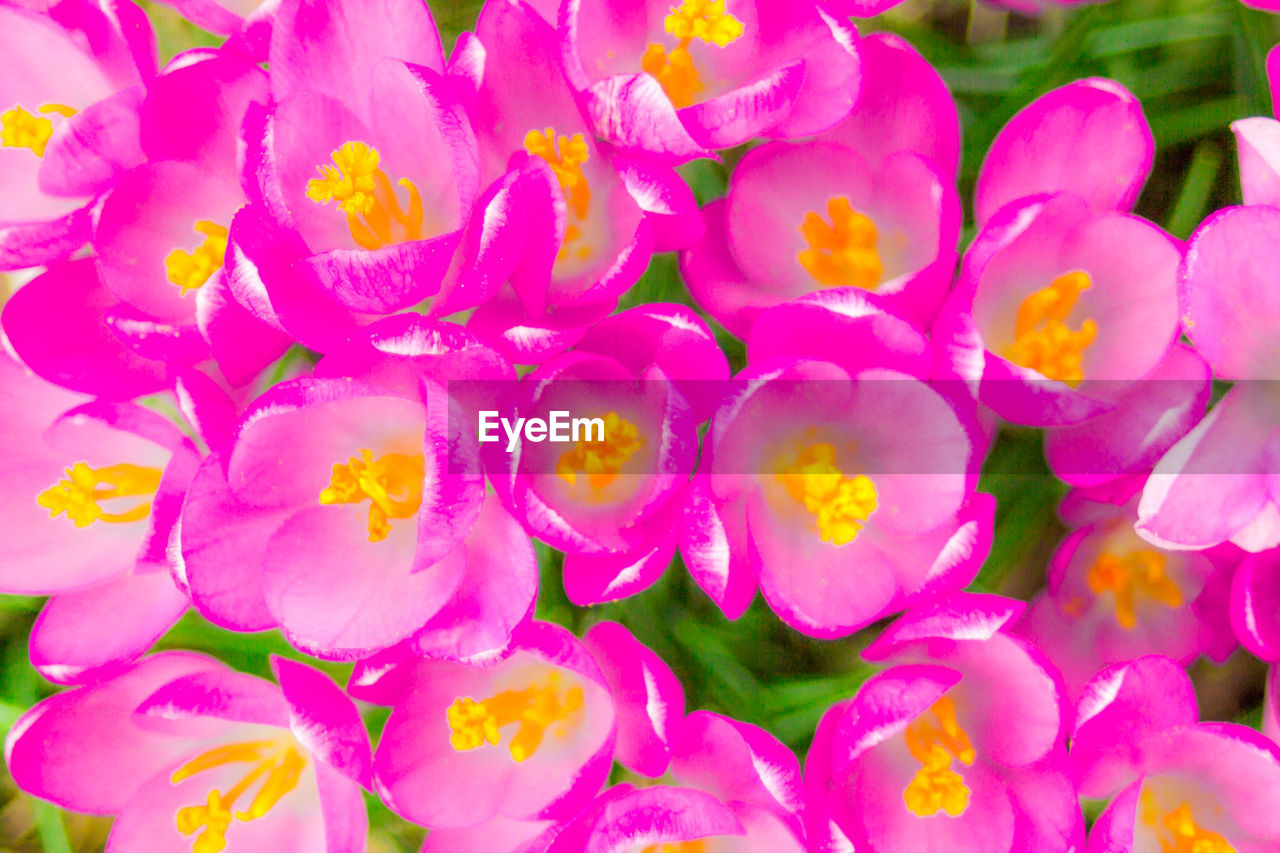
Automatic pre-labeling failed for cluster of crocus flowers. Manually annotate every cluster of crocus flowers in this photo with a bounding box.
[2,0,1280,851]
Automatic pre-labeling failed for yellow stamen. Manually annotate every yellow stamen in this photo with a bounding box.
[318,448,424,542]
[641,843,709,853]
[36,462,162,527]
[797,197,884,290]
[1003,271,1097,387]
[555,411,643,491]
[173,740,307,853]
[1087,549,1183,630]
[641,0,743,108]
[1,103,76,158]
[903,696,976,818]
[165,220,229,295]
[778,442,877,546]
[305,141,425,251]
[524,128,594,263]
[446,671,584,763]
[1140,790,1236,853]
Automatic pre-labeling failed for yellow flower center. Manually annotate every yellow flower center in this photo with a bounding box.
[524,128,593,263]
[556,411,644,491]
[1087,548,1183,631]
[1003,271,1097,387]
[641,0,744,108]
[36,462,162,527]
[797,197,884,290]
[641,843,709,853]
[172,740,307,853]
[903,696,976,818]
[446,671,584,763]
[305,141,425,251]
[1,103,75,158]
[778,442,877,546]
[1140,790,1236,853]
[165,220,230,295]
[318,448,424,542]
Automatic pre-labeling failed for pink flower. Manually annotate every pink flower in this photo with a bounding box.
[806,594,1082,853]
[682,306,992,634]
[355,620,617,830]
[0,0,155,268]
[6,652,372,852]
[177,365,514,660]
[1135,207,1280,552]
[450,0,690,363]
[681,136,960,338]
[562,0,860,157]
[946,191,1182,426]
[487,305,723,605]
[1072,655,1280,851]
[232,0,480,350]
[0,353,197,683]
[1018,488,1237,702]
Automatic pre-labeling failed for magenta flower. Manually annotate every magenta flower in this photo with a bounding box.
[946,191,1182,426]
[0,354,198,683]
[0,0,155,269]
[682,330,992,634]
[806,594,1082,852]
[488,305,722,605]
[178,369,504,659]
[356,620,616,830]
[1018,488,1237,702]
[6,652,372,852]
[449,0,696,363]
[232,0,479,350]
[1135,205,1280,552]
[1072,655,1280,851]
[681,136,960,338]
[562,0,860,157]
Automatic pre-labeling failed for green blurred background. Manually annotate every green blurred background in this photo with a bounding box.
[1,0,1276,848]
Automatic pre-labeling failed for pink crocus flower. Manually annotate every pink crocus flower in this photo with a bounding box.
[1072,655,1280,851]
[6,652,372,852]
[0,353,198,684]
[89,49,291,387]
[806,594,1083,853]
[231,0,480,351]
[487,304,723,605]
[1018,487,1237,702]
[561,0,860,157]
[945,190,1181,426]
[681,135,960,339]
[177,367,501,660]
[0,0,155,269]
[449,0,698,363]
[355,620,617,830]
[681,311,992,634]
